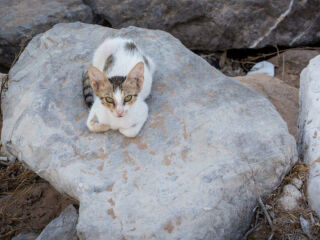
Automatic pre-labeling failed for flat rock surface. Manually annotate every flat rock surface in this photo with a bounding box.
[235,73,299,139]
[298,55,320,216]
[0,0,93,68]
[85,0,320,51]
[1,23,297,240]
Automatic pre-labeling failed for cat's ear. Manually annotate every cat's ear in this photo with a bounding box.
[88,66,110,94]
[125,62,144,90]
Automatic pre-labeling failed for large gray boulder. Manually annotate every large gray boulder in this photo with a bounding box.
[1,22,297,240]
[84,0,320,51]
[298,55,320,216]
[0,0,93,68]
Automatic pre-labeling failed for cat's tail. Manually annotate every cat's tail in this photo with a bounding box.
[82,70,94,108]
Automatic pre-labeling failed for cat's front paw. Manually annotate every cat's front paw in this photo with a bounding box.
[119,125,140,138]
[88,119,110,133]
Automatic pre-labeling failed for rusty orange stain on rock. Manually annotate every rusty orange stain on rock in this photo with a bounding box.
[150,116,166,133]
[164,220,174,233]
[181,149,188,161]
[311,157,320,165]
[97,160,105,171]
[123,136,148,150]
[313,131,317,139]
[80,169,95,175]
[106,183,114,192]
[73,148,88,160]
[180,121,191,140]
[161,103,174,115]
[123,150,135,165]
[149,151,156,155]
[107,208,116,219]
[176,218,182,226]
[164,153,175,166]
[108,198,115,206]
[122,170,128,183]
[154,83,175,95]
[134,166,140,171]
[134,182,140,190]
[208,90,215,97]
[75,111,87,121]
[92,148,108,160]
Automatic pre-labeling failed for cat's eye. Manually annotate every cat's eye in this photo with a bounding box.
[105,97,114,104]
[124,95,132,102]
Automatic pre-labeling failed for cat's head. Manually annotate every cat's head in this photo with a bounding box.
[88,62,144,118]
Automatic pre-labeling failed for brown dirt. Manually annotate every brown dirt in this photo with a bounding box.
[246,163,320,240]
[0,162,78,240]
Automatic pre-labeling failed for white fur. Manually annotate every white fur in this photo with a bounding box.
[87,37,154,137]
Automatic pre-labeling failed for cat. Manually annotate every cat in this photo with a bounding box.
[83,37,155,137]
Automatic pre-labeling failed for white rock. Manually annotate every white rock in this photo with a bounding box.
[298,55,320,216]
[248,61,275,77]
[278,184,302,211]
[1,23,297,240]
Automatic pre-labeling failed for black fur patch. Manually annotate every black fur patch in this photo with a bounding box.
[109,76,126,90]
[82,71,94,108]
[103,54,114,73]
[125,42,137,53]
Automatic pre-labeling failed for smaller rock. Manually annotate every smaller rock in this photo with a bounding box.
[278,184,302,211]
[12,233,38,240]
[36,205,78,240]
[300,216,313,240]
[291,178,303,189]
[248,61,274,77]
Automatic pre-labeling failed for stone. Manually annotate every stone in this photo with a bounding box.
[0,0,93,68]
[234,73,299,139]
[277,184,302,211]
[36,205,78,240]
[84,0,320,52]
[268,49,320,88]
[298,55,320,216]
[1,23,297,240]
[247,61,274,77]
[12,233,38,240]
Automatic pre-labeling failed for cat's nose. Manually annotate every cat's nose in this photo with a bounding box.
[116,109,124,117]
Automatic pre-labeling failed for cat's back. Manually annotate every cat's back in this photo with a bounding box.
[93,37,154,78]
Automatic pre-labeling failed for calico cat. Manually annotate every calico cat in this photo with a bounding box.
[83,38,154,137]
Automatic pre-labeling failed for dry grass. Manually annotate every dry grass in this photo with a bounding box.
[246,162,320,240]
[200,46,320,74]
[0,162,78,239]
